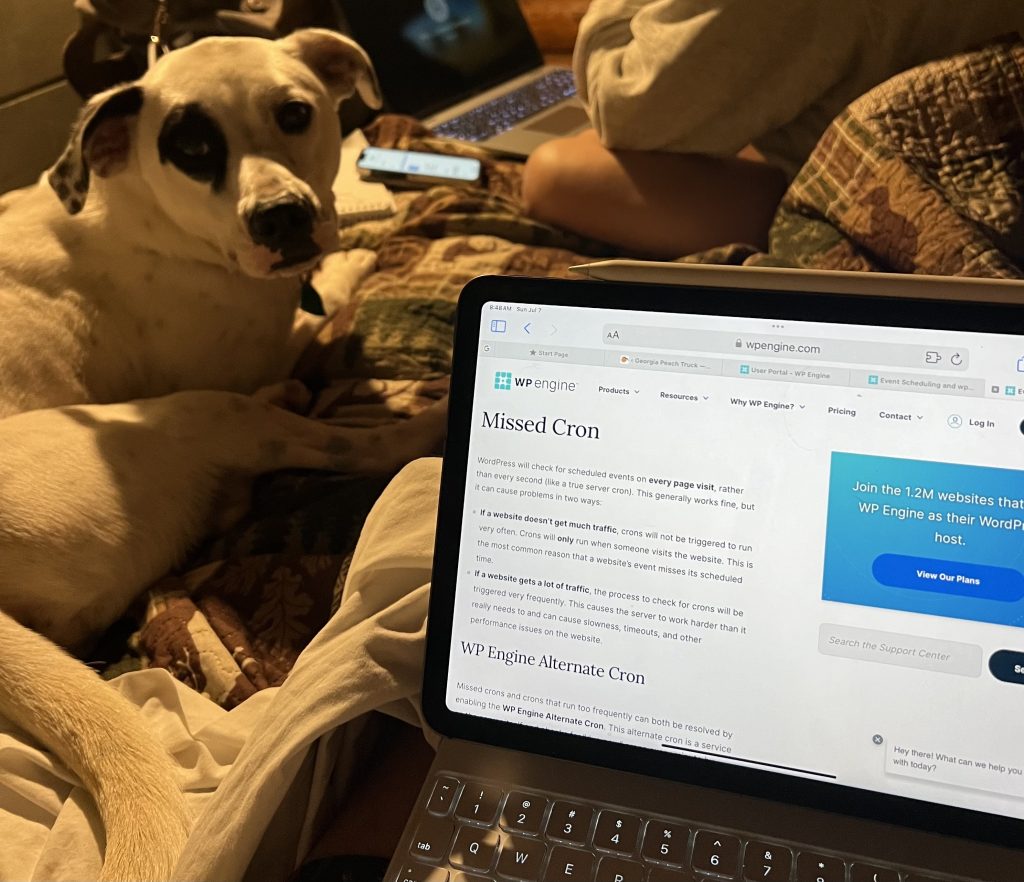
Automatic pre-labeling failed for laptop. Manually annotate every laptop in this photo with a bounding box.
[333,0,590,156]
[391,268,1024,882]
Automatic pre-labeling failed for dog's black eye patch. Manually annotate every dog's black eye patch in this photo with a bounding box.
[275,100,313,135]
[157,104,227,190]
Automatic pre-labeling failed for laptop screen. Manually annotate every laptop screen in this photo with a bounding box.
[435,278,1024,834]
[336,0,544,118]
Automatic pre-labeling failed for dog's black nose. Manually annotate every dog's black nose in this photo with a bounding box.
[248,201,315,252]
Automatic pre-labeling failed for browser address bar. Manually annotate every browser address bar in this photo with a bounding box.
[601,325,969,371]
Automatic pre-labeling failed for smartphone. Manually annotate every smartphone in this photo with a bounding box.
[356,147,482,188]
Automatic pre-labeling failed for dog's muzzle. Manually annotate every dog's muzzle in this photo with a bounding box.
[247,199,321,270]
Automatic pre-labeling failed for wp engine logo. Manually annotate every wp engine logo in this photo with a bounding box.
[493,371,576,393]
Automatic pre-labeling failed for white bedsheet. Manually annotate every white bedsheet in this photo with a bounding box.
[0,457,442,882]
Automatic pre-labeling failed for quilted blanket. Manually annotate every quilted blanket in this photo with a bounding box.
[98,40,1024,704]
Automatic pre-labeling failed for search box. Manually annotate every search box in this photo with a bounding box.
[603,326,969,371]
[818,624,982,677]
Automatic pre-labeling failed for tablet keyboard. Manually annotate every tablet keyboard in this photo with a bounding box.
[393,774,977,882]
[432,69,577,142]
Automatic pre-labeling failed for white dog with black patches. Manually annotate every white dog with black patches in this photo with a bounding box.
[0,30,445,880]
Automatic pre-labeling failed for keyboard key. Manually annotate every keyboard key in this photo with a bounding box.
[427,777,461,815]
[796,852,845,882]
[395,864,449,882]
[410,817,455,863]
[497,835,547,881]
[455,782,503,825]
[647,867,696,882]
[501,792,549,835]
[544,846,595,882]
[692,830,740,877]
[851,866,900,882]
[640,821,689,866]
[596,856,644,882]
[593,811,641,854]
[545,801,593,844]
[743,841,792,881]
[450,826,500,872]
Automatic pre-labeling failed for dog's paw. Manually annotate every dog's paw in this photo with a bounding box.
[252,379,312,413]
[313,248,377,313]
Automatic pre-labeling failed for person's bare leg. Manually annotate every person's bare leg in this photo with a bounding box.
[522,129,787,257]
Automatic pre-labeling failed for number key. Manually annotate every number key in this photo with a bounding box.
[427,777,460,815]
[593,811,641,854]
[796,852,845,882]
[545,801,593,844]
[692,830,739,877]
[743,841,791,881]
[455,782,502,825]
[640,821,688,866]
[851,866,900,882]
[501,791,549,835]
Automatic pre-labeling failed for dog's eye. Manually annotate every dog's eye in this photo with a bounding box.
[276,100,313,135]
[157,103,228,190]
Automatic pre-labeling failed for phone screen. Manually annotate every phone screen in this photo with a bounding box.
[357,147,481,182]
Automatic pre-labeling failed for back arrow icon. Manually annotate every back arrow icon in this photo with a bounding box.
[524,322,532,334]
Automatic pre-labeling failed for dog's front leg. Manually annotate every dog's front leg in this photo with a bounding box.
[0,387,446,647]
[287,248,379,368]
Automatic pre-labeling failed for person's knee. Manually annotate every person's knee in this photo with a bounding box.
[521,136,582,224]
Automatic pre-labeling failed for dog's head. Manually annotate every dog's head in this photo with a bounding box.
[48,30,381,278]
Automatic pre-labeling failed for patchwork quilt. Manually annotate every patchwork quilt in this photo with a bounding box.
[97,41,1024,704]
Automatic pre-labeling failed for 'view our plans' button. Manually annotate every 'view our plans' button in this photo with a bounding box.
[872,554,1024,602]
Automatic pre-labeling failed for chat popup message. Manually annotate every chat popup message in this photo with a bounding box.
[886,743,1024,799]
[822,453,1024,627]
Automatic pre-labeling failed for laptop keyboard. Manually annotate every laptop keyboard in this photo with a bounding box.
[394,774,980,882]
[432,69,577,142]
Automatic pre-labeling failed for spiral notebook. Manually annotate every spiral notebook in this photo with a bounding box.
[333,129,397,225]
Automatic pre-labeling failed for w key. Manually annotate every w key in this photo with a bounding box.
[496,835,546,881]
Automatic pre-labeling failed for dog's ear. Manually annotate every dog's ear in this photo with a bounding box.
[48,84,144,215]
[279,29,383,110]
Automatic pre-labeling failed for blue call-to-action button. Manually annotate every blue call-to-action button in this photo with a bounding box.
[872,554,1024,602]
